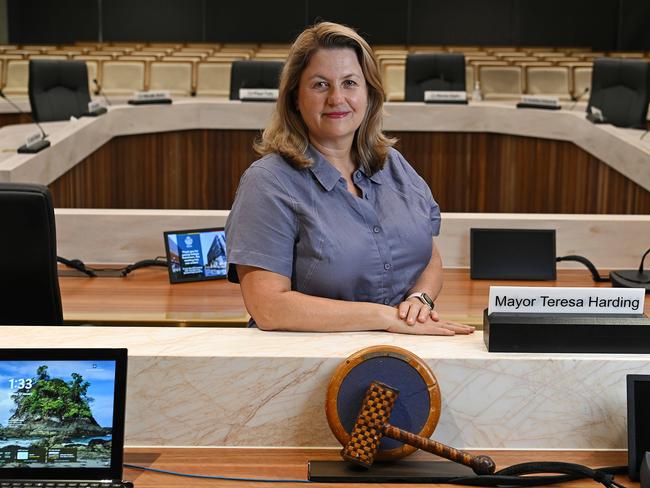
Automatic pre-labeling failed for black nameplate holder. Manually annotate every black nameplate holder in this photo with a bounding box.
[484,311,650,353]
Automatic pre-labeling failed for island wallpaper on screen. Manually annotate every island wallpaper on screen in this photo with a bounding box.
[0,360,115,468]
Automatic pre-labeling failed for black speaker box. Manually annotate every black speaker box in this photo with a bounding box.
[470,228,556,280]
[628,375,650,480]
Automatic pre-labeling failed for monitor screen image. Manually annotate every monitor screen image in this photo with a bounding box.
[164,227,227,283]
[0,360,116,469]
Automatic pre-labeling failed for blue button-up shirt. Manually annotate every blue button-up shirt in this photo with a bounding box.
[226,146,441,321]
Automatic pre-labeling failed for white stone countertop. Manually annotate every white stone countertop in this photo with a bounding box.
[1,326,648,449]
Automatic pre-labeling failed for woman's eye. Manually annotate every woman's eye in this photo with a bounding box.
[314,81,328,89]
[343,79,357,87]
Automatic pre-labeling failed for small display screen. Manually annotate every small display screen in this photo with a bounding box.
[0,360,116,469]
[164,227,227,283]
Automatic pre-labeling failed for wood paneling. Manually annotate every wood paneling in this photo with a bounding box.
[0,112,33,127]
[48,129,650,213]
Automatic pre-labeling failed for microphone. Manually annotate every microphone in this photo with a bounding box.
[82,78,109,117]
[586,105,606,124]
[93,78,112,106]
[610,247,650,292]
[0,89,51,154]
[569,87,589,110]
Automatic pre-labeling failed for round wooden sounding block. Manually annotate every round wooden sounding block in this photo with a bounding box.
[326,345,441,461]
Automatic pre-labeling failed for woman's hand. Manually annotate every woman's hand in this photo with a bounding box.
[396,298,475,335]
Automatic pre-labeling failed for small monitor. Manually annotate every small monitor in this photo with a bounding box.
[470,228,556,280]
[163,227,227,284]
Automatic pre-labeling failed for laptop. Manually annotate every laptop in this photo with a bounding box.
[0,348,132,487]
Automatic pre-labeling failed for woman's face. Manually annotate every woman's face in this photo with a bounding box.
[297,48,368,149]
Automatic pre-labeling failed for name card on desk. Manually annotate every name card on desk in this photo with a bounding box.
[133,90,171,102]
[239,88,279,101]
[517,95,561,110]
[424,90,467,103]
[488,286,645,315]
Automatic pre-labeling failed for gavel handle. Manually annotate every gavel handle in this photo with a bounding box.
[384,424,496,475]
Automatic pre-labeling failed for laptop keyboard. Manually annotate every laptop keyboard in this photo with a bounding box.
[1,482,133,487]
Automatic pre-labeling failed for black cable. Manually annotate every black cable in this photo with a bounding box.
[57,256,97,277]
[556,255,610,282]
[57,256,168,277]
[122,461,629,487]
[447,463,628,488]
[120,257,168,277]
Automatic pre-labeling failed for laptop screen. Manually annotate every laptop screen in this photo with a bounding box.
[0,349,127,480]
[164,227,227,283]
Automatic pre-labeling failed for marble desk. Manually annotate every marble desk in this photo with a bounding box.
[2,326,648,450]
[0,99,648,191]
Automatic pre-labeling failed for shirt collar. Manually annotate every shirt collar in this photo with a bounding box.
[307,145,345,192]
[307,145,383,191]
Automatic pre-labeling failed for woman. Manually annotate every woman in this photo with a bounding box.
[226,22,473,336]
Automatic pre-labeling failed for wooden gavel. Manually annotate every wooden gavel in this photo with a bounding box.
[341,381,496,475]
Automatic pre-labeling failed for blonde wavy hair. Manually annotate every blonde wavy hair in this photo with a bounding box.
[254,22,395,174]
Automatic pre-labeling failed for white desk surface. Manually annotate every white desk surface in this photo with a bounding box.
[1,326,648,450]
[0,98,649,191]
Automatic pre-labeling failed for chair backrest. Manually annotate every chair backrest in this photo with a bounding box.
[404,53,466,101]
[4,59,29,95]
[479,66,523,99]
[229,60,283,100]
[101,61,146,95]
[28,59,91,122]
[0,183,63,325]
[149,61,193,96]
[525,66,571,100]
[196,62,232,97]
[587,58,650,128]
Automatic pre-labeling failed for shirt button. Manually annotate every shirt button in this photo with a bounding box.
[384,263,391,270]
[354,172,361,181]
[373,226,380,233]
[383,298,390,305]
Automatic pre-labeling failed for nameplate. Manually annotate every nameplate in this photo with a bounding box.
[239,88,278,101]
[24,131,44,148]
[424,91,467,102]
[133,90,171,101]
[520,95,560,108]
[88,100,105,112]
[488,286,645,315]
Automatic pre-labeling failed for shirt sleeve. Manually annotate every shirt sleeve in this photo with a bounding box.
[225,165,298,283]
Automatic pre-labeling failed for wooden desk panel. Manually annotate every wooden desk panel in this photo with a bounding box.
[48,129,650,213]
[123,447,634,487]
[60,267,248,326]
[60,268,646,326]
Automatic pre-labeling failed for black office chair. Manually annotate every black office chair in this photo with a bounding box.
[405,53,466,102]
[587,58,650,129]
[0,183,63,325]
[229,60,283,100]
[28,59,91,122]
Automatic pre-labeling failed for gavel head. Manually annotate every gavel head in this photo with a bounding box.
[341,381,399,468]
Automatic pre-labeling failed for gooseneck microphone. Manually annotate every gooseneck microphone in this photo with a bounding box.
[569,87,589,110]
[0,89,51,154]
[93,78,112,106]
